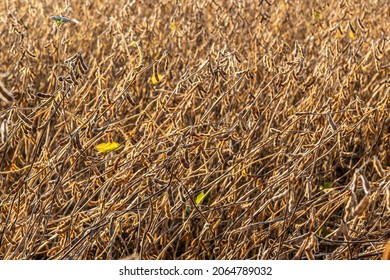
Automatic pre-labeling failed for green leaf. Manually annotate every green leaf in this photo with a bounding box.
[318,227,330,237]
[50,16,71,24]
[195,191,206,205]
[313,10,320,20]
[319,181,332,190]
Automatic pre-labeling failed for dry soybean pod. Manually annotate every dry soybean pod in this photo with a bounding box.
[167,135,182,156]
[373,156,385,177]
[0,118,7,143]
[0,80,14,103]
[78,52,89,73]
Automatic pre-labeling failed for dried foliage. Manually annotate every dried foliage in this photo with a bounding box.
[0,0,389,260]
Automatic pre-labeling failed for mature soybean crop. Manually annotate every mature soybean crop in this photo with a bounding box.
[0,0,389,260]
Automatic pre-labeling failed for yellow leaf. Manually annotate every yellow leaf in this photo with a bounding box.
[336,29,344,39]
[95,142,123,153]
[242,168,248,177]
[170,21,177,31]
[130,41,138,47]
[195,191,206,205]
[150,73,163,85]
[348,30,356,40]
[290,108,297,115]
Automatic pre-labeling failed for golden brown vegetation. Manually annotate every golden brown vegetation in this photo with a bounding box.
[0,0,389,260]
